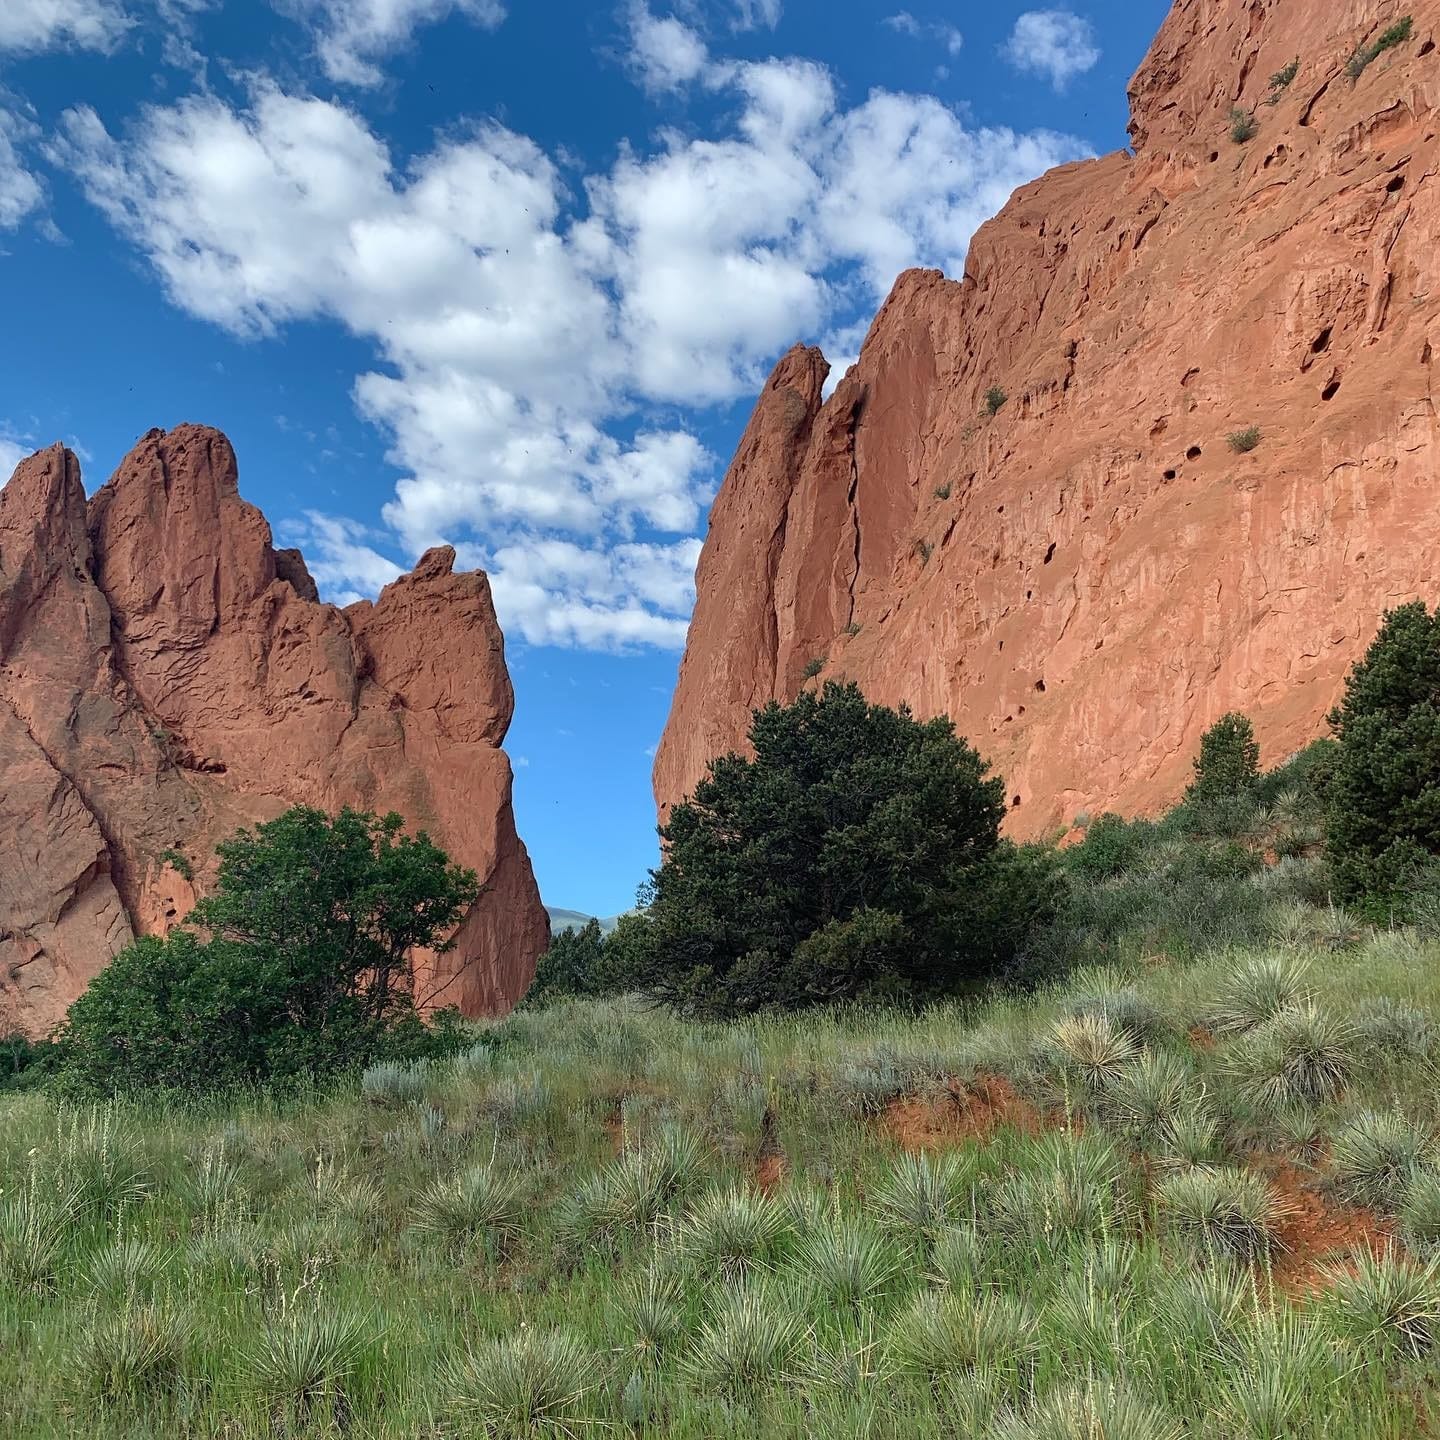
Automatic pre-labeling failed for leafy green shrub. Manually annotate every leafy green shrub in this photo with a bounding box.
[1064,813,1150,881]
[1268,57,1300,93]
[618,681,1055,1015]
[56,807,479,1097]
[1348,17,1414,80]
[984,385,1008,415]
[933,480,952,500]
[802,655,826,679]
[1326,602,1440,906]
[0,1031,59,1093]
[1186,713,1261,822]
[1230,107,1258,143]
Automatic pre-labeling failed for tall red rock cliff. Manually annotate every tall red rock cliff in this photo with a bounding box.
[0,425,548,1037]
[657,0,1440,835]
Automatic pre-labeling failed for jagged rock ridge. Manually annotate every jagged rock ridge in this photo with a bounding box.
[657,0,1440,835]
[0,425,548,1037]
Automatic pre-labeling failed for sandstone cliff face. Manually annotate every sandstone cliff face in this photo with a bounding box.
[657,0,1440,836]
[0,425,548,1038]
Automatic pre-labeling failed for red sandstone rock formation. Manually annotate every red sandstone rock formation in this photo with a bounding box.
[0,425,547,1038]
[657,0,1440,837]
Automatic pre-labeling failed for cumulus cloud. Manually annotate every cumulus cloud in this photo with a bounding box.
[53,56,1086,649]
[278,0,507,86]
[0,0,132,53]
[883,12,962,58]
[730,0,780,30]
[284,511,403,606]
[627,5,708,94]
[0,432,30,481]
[1002,9,1100,92]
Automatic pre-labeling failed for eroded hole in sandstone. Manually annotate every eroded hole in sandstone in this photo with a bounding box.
[1186,445,1202,460]
[1322,378,1341,401]
[1034,678,1046,693]
[1387,173,1406,193]
[1181,367,1200,388]
[1164,468,1177,480]
[1311,326,1333,354]
[1019,705,1026,715]
[1043,541,1056,564]
[1421,38,1435,56]
[1424,340,1434,365]
[1208,150,1219,162]
[1012,794,1022,809]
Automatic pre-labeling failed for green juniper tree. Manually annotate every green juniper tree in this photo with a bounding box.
[1185,712,1261,832]
[1327,601,1440,905]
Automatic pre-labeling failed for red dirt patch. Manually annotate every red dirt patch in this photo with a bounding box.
[754,1152,787,1194]
[882,1074,1049,1151]
[1263,1162,1395,1295]
[1187,1024,1216,1052]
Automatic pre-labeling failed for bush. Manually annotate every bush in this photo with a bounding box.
[55,807,479,1097]
[524,919,612,1006]
[1348,17,1414,80]
[984,385,1008,415]
[1185,712,1260,825]
[1268,57,1300,93]
[1227,425,1262,452]
[1326,602,1440,906]
[617,681,1056,1016]
[1230,108,1258,143]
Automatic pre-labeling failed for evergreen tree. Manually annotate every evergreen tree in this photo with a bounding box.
[1185,712,1261,825]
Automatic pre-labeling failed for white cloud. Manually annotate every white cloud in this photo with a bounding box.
[0,0,132,53]
[1002,9,1100,92]
[883,12,962,57]
[0,432,29,481]
[54,58,1085,650]
[730,0,780,30]
[284,511,403,606]
[0,110,43,231]
[278,0,507,86]
[627,5,708,94]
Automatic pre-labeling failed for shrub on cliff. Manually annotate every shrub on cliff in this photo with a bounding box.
[615,681,1056,1016]
[1327,601,1440,909]
[55,807,479,1097]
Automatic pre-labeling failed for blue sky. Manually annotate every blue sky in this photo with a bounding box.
[0,0,1168,916]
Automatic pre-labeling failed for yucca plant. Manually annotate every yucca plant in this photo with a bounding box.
[680,1282,806,1396]
[1104,1049,1196,1145]
[1157,1166,1289,1262]
[1151,1106,1227,1174]
[1353,997,1436,1061]
[0,1184,76,1293]
[989,1378,1182,1440]
[988,1134,1132,1248]
[57,1115,151,1221]
[409,1163,526,1248]
[792,1213,900,1311]
[613,1267,688,1366]
[73,1304,191,1400]
[1058,983,1170,1045]
[81,1237,171,1298]
[307,1155,385,1220]
[668,1186,790,1278]
[447,1328,598,1437]
[929,1224,991,1290]
[1322,1247,1440,1356]
[1219,1310,1337,1440]
[1401,1168,1440,1248]
[1044,1012,1138,1093]
[179,1146,249,1229]
[1208,953,1309,1036]
[1329,1110,1436,1209]
[584,1129,706,1238]
[246,1307,373,1420]
[885,1290,1033,1381]
[1227,1002,1355,1107]
[868,1150,974,1236]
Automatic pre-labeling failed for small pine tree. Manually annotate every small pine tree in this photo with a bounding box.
[1186,713,1260,824]
[524,919,610,1006]
[1327,601,1440,904]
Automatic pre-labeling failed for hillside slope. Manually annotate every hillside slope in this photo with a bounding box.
[656,0,1440,834]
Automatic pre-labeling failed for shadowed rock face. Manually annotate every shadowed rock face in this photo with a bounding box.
[0,424,548,1038]
[657,0,1440,835]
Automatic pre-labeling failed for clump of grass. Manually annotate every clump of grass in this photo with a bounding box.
[792,1213,899,1311]
[1209,953,1310,1035]
[361,1059,431,1105]
[1220,1311,1335,1440]
[0,1185,76,1293]
[1323,1247,1440,1356]
[669,1187,790,1278]
[843,620,862,636]
[1230,107,1258,143]
[1268,57,1300,94]
[1227,424,1262,452]
[869,1151,973,1236]
[984,385,1008,416]
[246,1308,373,1420]
[1157,1166,1289,1261]
[885,1290,1032,1381]
[1058,982,1170,1045]
[447,1328,599,1436]
[802,655,826,680]
[1348,18,1414,81]
[73,1305,191,1400]
[933,480,953,500]
[59,1116,151,1220]
[1352,997,1436,1060]
[914,538,933,566]
[1227,1002,1355,1107]
[409,1163,526,1248]
[1329,1110,1436,1209]
[681,1283,805,1396]
[990,1378,1182,1440]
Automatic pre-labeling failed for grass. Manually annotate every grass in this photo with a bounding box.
[14,840,1440,1432]
[1348,17,1414,80]
[1228,423,1262,452]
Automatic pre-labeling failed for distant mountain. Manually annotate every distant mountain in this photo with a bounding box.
[546,907,621,936]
